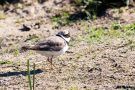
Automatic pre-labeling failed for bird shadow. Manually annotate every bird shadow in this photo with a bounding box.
[0,0,20,5]
[0,69,43,77]
[115,85,135,90]
[0,0,46,5]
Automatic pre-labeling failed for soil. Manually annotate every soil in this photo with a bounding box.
[0,0,135,90]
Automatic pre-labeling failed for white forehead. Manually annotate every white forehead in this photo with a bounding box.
[63,30,69,34]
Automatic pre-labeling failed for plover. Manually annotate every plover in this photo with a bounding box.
[22,30,70,69]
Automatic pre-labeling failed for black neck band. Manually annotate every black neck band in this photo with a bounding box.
[56,34,69,44]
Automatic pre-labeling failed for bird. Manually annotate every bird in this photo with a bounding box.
[22,30,71,69]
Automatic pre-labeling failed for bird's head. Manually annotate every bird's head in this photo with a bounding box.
[56,30,71,43]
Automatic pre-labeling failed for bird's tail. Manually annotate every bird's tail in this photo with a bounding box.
[21,45,32,51]
[21,45,37,51]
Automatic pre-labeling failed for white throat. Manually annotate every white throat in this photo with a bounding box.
[60,35,70,43]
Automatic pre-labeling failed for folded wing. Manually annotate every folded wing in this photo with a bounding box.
[29,36,65,51]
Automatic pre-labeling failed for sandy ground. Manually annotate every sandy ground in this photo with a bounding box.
[0,0,135,90]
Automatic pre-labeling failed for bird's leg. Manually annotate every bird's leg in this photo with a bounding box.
[50,56,56,68]
[47,56,54,70]
[47,56,55,69]
[47,57,50,69]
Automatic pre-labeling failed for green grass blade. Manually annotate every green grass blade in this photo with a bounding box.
[33,63,36,90]
[27,59,32,90]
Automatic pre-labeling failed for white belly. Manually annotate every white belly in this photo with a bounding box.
[36,44,68,57]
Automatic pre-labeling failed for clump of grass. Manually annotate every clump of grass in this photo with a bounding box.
[13,48,20,57]
[25,34,39,42]
[74,0,100,19]
[110,22,135,37]
[125,23,135,31]
[70,86,78,90]
[123,23,135,36]
[80,23,135,44]
[111,22,122,30]
[83,27,106,43]
[108,29,121,38]
[51,11,70,28]
[15,19,24,24]
[0,60,13,65]
[0,11,6,20]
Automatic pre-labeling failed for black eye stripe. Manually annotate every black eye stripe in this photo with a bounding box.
[64,34,70,37]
